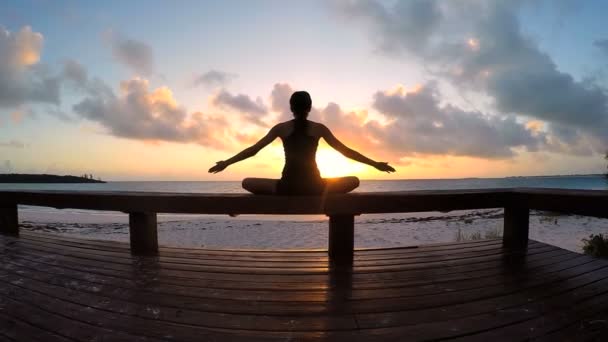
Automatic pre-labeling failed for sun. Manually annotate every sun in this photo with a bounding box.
[315,147,367,178]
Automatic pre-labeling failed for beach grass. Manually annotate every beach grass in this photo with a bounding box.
[582,234,608,258]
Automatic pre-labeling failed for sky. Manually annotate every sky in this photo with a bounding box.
[1,0,608,181]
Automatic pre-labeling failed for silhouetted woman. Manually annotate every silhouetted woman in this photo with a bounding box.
[209,91,395,194]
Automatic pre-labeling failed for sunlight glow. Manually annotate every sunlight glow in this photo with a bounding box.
[316,147,367,178]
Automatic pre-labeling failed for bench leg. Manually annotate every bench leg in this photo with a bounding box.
[129,212,158,255]
[503,205,529,250]
[0,204,19,236]
[328,215,354,266]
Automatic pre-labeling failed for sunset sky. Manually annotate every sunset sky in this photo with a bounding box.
[2,0,608,181]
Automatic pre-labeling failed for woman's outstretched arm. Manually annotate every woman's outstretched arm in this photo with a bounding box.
[321,125,396,173]
[209,125,280,173]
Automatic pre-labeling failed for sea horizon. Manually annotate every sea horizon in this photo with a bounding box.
[101,172,606,182]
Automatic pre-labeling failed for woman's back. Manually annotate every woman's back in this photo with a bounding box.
[277,119,324,194]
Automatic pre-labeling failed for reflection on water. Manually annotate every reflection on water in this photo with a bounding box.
[1,175,606,193]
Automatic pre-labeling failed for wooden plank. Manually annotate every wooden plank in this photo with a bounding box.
[19,231,507,261]
[128,212,158,255]
[0,247,579,306]
[447,275,608,341]
[0,248,595,314]
[345,265,608,341]
[17,234,520,268]
[0,188,511,215]
[533,311,608,341]
[357,260,606,338]
[0,204,18,236]
[1,244,571,301]
[0,255,592,336]
[0,242,573,308]
[5,188,607,217]
[354,259,608,323]
[518,188,608,218]
[0,292,159,342]
[0,311,71,342]
[3,237,556,276]
[349,255,599,300]
[0,268,358,332]
[19,229,498,252]
[0,239,562,285]
[11,233,523,262]
[349,259,608,314]
[1,243,569,299]
[0,280,338,341]
[18,232,501,263]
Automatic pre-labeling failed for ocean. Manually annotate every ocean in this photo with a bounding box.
[2,174,607,193]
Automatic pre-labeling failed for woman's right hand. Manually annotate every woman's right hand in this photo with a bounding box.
[208,161,229,174]
[374,161,396,173]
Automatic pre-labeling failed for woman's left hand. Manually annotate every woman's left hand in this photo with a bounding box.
[208,161,229,173]
[374,161,396,173]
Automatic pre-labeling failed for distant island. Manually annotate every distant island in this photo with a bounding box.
[0,174,106,183]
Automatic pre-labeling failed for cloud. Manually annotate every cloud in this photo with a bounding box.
[316,102,376,153]
[72,77,231,149]
[210,89,268,126]
[369,83,544,158]
[331,1,608,155]
[62,59,88,86]
[0,26,61,108]
[105,31,154,75]
[192,70,237,88]
[331,0,442,56]
[270,83,295,121]
[594,39,608,57]
[0,140,25,148]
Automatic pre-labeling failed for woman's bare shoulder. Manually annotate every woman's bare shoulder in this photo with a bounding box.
[305,120,325,128]
[308,121,329,134]
[272,120,294,136]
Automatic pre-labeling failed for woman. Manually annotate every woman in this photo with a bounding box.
[209,91,395,195]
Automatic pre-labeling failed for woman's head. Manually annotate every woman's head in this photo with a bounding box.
[290,91,312,120]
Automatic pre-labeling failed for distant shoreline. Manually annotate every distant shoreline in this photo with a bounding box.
[0,174,105,184]
[1,173,603,183]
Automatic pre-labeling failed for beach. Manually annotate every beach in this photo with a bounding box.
[17,208,606,253]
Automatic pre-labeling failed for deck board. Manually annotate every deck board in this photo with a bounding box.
[2,233,608,341]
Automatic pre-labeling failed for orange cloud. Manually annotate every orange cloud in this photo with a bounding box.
[73,77,235,150]
[5,26,43,67]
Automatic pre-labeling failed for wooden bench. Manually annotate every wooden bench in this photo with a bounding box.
[1,188,608,265]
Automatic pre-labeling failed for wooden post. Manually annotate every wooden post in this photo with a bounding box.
[0,204,19,236]
[129,212,158,255]
[328,215,354,265]
[503,204,529,250]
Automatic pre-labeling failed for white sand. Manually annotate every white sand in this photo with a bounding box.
[18,208,608,253]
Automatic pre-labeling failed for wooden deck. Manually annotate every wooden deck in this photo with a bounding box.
[1,233,608,341]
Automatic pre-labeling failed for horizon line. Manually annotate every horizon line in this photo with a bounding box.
[94,173,607,182]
